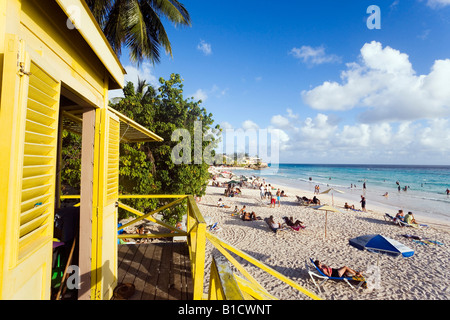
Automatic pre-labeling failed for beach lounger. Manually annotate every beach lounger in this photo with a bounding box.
[305,258,366,293]
[208,222,221,232]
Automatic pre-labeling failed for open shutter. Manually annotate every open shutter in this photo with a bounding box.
[0,36,60,299]
[19,61,60,260]
[106,113,120,205]
[94,109,120,300]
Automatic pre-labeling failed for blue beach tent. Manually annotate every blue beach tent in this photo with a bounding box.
[349,234,414,257]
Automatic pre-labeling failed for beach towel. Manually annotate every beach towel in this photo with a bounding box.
[402,234,443,246]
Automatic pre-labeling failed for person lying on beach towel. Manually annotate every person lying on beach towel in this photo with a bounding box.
[314,260,363,278]
[344,202,355,210]
[265,216,280,232]
[217,198,230,208]
[282,216,306,230]
[290,220,306,231]
[265,216,288,233]
[242,211,261,221]
[283,216,295,226]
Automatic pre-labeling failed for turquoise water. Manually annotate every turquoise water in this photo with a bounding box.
[231,164,450,224]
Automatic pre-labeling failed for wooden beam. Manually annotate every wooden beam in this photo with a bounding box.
[78,107,96,300]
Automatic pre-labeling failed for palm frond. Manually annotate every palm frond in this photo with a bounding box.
[87,0,191,64]
[85,0,113,28]
[147,0,191,26]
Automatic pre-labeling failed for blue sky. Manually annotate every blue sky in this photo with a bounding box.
[109,0,450,165]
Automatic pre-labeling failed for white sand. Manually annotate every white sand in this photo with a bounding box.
[196,167,450,300]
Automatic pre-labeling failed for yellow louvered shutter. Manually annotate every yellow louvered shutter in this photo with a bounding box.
[94,109,120,300]
[0,36,60,299]
[19,62,60,260]
[106,114,120,204]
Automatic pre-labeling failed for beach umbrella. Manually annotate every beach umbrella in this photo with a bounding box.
[225,180,240,184]
[320,187,344,206]
[311,205,341,238]
[349,234,414,258]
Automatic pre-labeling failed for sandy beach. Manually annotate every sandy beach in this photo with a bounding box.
[195,166,450,300]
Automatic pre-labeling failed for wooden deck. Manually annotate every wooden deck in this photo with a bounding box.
[115,242,193,300]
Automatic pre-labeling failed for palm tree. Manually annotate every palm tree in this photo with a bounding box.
[86,0,191,65]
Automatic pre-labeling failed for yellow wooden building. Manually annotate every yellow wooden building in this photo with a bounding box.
[0,0,322,301]
[0,0,164,300]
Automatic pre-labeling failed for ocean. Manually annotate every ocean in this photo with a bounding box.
[231,164,450,225]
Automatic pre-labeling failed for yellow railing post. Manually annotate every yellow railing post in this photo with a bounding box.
[192,221,206,300]
[186,195,207,300]
[62,194,321,301]
[208,254,244,300]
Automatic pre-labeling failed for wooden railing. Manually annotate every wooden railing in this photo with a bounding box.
[60,194,321,300]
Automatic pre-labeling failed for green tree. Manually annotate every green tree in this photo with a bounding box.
[111,74,220,224]
[85,0,191,64]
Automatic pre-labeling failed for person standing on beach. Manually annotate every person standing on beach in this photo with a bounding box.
[360,195,367,212]
[270,193,276,208]
[260,184,265,199]
[276,189,281,207]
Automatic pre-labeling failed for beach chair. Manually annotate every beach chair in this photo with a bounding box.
[305,258,365,293]
[208,222,221,232]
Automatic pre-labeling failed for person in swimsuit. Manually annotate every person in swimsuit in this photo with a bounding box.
[314,260,362,278]
[360,195,367,212]
[276,189,281,207]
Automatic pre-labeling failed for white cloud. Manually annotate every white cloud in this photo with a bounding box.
[302,41,450,123]
[241,120,259,131]
[190,84,228,102]
[290,45,341,65]
[215,107,450,164]
[220,121,233,130]
[426,0,450,8]
[191,89,208,102]
[287,108,299,119]
[270,115,290,127]
[108,62,159,100]
[197,40,212,55]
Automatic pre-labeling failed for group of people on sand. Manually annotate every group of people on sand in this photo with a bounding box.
[342,195,367,212]
[231,205,262,221]
[265,215,306,233]
[300,195,321,205]
[224,184,241,197]
[218,199,307,231]
[258,183,285,207]
[314,185,320,194]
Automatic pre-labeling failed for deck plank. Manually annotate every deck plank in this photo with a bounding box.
[182,244,193,300]
[140,242,163,300]
[155,242,173,300]
[115,242,192,300]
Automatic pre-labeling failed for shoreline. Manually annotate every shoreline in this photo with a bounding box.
[224,166,450,231]
[198,166,450,300]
